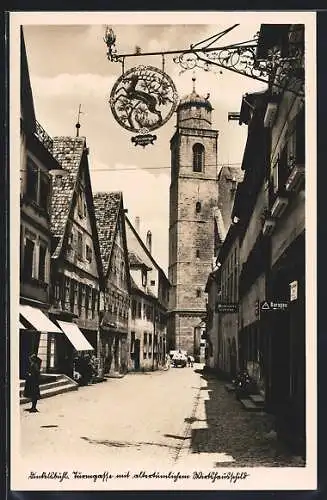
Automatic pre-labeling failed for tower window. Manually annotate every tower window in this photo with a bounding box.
[196,288,201,298]
[196,249,200,259]
[193,143,205,172]
[195,201,201,213]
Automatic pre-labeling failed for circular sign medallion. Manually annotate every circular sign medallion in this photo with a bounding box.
[109,66,179,133]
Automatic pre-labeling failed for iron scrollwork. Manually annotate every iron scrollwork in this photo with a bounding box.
[109,66,179,134]
[173,27,304,97]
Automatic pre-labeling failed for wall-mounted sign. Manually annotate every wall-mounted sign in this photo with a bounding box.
[261,301,288,312]
[216,303,238,313]
[290,280,298,301]
[109,65,178,146]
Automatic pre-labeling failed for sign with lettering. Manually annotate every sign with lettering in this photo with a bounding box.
[216,303,238,313]
[261,300,288,312]
[131,133,157,147]
[290,280,298,301]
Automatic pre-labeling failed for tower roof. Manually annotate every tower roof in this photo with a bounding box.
[178,76,213,111]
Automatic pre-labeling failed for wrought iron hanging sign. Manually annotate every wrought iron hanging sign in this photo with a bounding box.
[109,65,179,147]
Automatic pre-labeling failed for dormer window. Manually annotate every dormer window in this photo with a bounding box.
[193,143,205,172]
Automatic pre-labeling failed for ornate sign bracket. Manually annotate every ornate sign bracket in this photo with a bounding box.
[104,25,304,98]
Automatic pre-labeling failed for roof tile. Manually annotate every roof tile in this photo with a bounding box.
[93,192,122,276]
[50,136,86,258]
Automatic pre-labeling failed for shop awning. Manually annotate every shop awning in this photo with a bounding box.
[19,305,62,333]
[57,320,94,352]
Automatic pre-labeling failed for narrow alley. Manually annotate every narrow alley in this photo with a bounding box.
[20,365,304,470]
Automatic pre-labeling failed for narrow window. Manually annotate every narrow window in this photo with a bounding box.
[196,288,201,298]
[26,159,38,202]
[39,172,50,211]
[130,332,135,354]
[38,243,47,282]
[195,201,201,213]
[69,279,75,312]
[143,332,148,359]
[77,232,83,259]
[193,143,205,172]
[23,238,35,280]
[196,249,200,259]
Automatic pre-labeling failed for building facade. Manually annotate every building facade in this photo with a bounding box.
[126,218,169,371]
[257,24,306,454]
[48,136,103,377]
[168,79,219,355]
[93,192,131,376]
[19,29,63,377]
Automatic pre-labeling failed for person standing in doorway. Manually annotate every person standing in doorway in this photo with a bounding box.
[24,353,41,412]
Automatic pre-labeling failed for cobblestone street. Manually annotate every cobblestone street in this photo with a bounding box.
[20,365,304,470]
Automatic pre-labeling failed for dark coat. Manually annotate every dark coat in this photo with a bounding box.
[24,357,41,399]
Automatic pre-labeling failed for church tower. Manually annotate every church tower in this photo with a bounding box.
[168,77,219,356]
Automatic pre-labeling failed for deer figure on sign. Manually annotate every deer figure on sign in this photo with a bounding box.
[114,74,163,125]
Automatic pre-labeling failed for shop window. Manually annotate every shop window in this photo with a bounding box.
[193,143,205,172]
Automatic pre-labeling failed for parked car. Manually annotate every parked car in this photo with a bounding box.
[170,350,187,368]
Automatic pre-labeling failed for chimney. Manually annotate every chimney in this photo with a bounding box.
[146,230,152,254]
[135,216,140,234]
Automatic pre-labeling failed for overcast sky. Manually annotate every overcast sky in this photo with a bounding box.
[22,19,268,272]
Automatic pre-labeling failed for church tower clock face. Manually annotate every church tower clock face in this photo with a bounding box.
[168,78,219,356]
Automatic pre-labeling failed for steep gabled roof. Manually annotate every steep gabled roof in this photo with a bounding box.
[50,137,104,286]
[93,192,121,276]
[21,27,36,133]
[125,216,170,285]
[93,192,131,293]
[51,136,85,251]
[129,251,152,270]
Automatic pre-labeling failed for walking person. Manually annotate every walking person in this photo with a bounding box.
[24,353,42,412]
